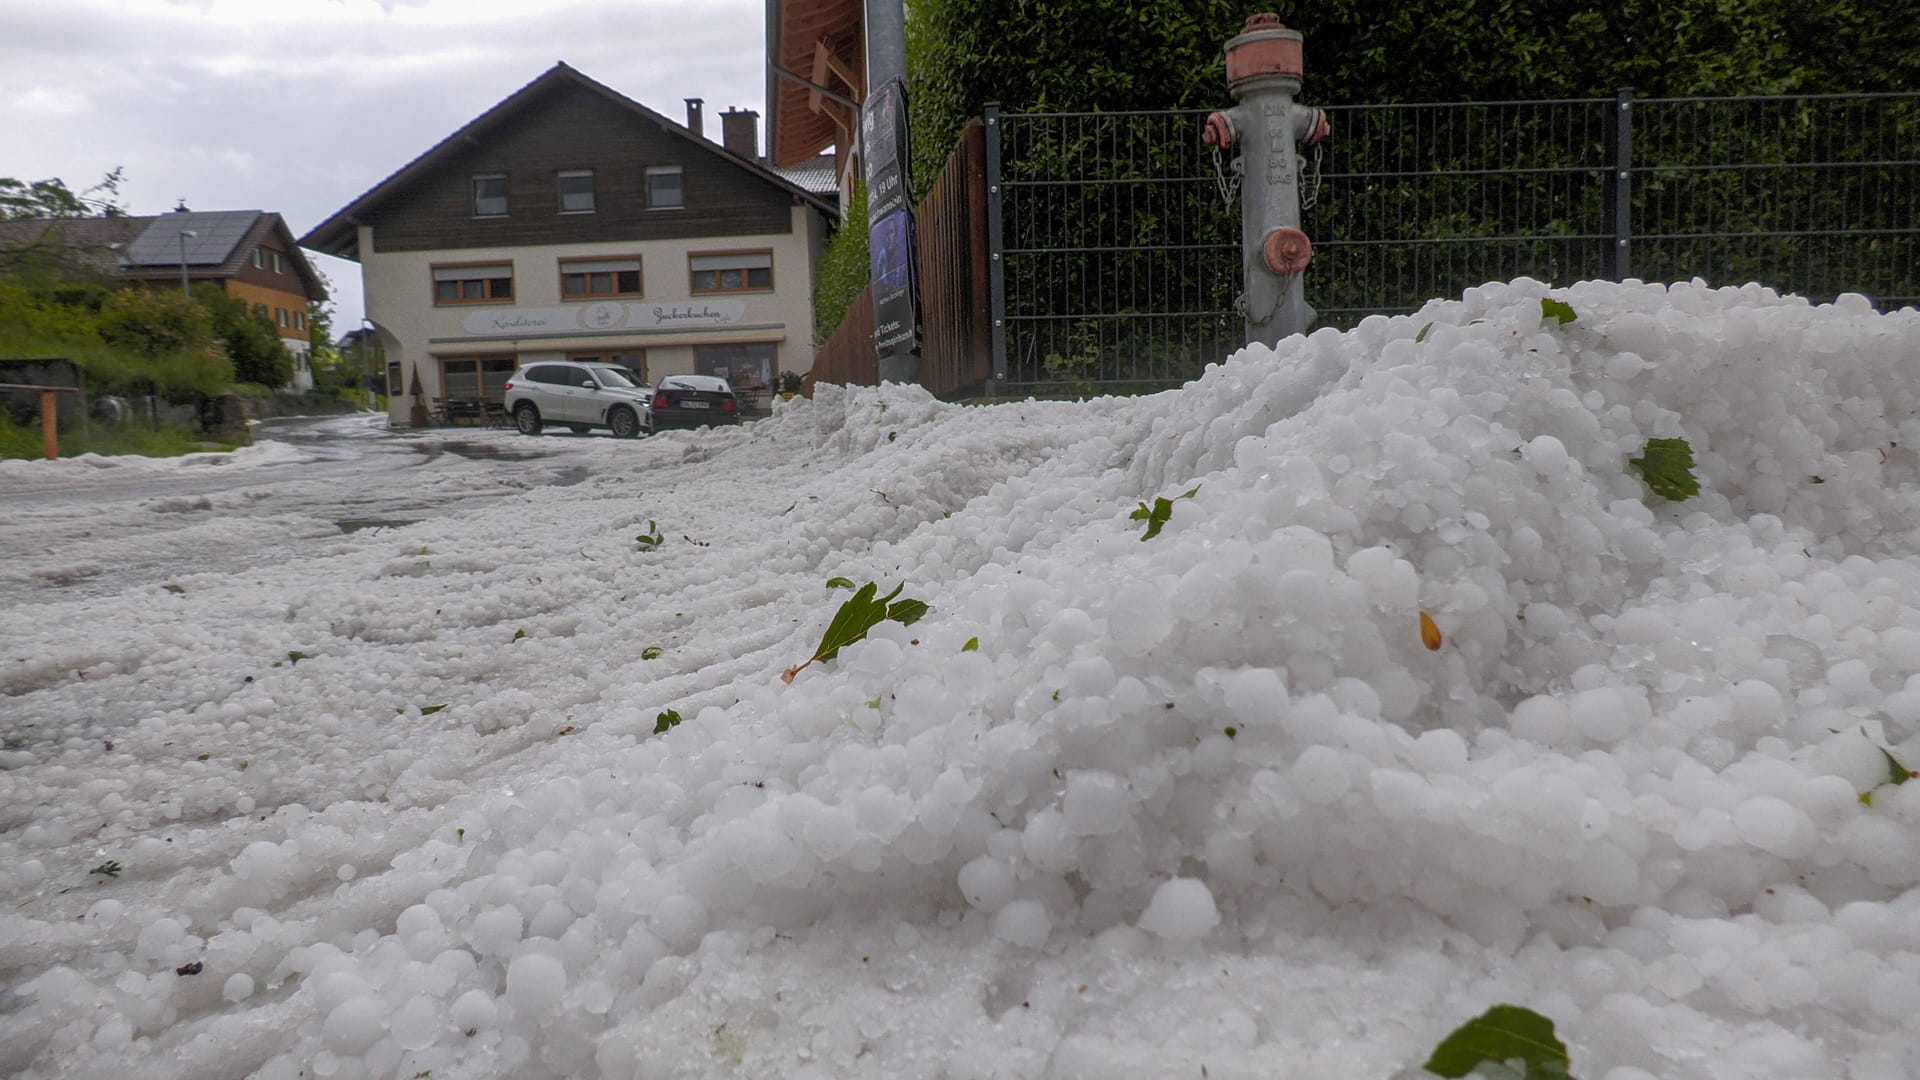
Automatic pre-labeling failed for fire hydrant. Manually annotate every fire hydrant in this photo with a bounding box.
[1202,13,1330,347]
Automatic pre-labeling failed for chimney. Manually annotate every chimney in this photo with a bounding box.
[684,97,704,138]
[722,107,760,159]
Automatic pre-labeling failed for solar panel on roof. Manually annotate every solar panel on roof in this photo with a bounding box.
[122,211,262,267]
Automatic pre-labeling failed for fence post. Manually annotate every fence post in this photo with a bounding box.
[41,389,59,460]
[984,102,1008,397]
[1608,88,1633,280]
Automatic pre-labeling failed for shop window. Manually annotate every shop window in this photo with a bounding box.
[694,342,775,392]
[440,357,517,400]
[569,351,648,383]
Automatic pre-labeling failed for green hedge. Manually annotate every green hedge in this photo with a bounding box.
[812,178,869,347]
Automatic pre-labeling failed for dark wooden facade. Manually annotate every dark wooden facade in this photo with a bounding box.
[230,217,320,297]
[337,78,807,256]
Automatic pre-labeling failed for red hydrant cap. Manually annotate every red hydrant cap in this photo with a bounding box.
[1306,109,1332,146]
[1202,111,1236,149]
[1263,227,1312,275]
[1225,11,1304,88]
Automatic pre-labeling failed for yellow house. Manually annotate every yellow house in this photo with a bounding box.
[0,208,329,390]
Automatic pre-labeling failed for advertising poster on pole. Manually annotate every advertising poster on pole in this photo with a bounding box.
[862,77,922,369]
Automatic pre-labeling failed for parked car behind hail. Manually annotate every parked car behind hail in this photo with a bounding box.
[650,374,741,429]
[504,361,653,438]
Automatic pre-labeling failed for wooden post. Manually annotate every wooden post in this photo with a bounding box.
[1,382,82,459]
[41,389,58,460]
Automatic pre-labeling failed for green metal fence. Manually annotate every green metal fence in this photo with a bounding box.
[985,92,1920,394]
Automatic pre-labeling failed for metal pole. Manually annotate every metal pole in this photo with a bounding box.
[1612,88,1634,280]
[984,103,1007,395]
[863,0,906,89]
[178,229,197,299]
[361,322,375,409]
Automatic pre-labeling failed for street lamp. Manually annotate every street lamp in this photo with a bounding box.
[177,229,197,299]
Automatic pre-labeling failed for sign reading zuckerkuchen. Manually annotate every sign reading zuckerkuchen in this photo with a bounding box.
[460,300,745,336]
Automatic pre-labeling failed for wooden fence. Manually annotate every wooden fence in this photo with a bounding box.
[809,119,992,398]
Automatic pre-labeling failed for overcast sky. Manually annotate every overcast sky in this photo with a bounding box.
[1,0,770,335]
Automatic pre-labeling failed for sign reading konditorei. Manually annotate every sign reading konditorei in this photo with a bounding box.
[460,300,746,337]
[862,77,921,377]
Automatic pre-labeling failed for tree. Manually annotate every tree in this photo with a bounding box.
[0,168,126,221]
[0,168,131,284]
[196,288,294,389]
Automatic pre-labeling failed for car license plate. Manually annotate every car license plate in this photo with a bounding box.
[680,401,709,409]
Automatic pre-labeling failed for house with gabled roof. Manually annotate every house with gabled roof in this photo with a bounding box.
[299,62,838,427]
[0,208,328,390]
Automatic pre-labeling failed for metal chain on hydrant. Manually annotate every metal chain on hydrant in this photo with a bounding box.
[1211,143,1243,209]
[1297,141,1324,212]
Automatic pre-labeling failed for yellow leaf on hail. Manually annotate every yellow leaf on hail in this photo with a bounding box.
[1419,611,1443,651]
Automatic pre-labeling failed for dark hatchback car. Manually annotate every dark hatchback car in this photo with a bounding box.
[650,374,742,428]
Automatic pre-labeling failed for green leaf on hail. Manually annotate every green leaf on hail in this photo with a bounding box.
[1541,298,1577,325]
[887,598,930,626]
[1425,1004,1574,1079]
[784,581,930,683]
[1882,746,1915,786]
[1629,437,1700,501]
[1131,497,1174,540]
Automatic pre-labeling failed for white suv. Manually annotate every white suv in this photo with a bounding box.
[503,361,653,438]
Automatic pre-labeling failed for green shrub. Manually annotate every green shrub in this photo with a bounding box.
[0,280,231,398]
[812,179,869,346]
[0,414,237,460]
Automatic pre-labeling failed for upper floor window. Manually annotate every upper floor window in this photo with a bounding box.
[560,257,642,299]
[646,165,683,210]
[433,262,514,305]
[558,169,595,213]
[250,249,264,269]
[472,174,508,217]
[271,251,286,273]
[275,307,289,327]
[690,250,772,294]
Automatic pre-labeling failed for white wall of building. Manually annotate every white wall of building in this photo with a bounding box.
[360,204,823,423]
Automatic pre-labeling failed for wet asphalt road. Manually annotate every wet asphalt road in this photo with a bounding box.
[0,413,604,603]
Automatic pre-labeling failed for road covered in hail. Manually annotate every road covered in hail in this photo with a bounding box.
[3,279,1919,1080]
